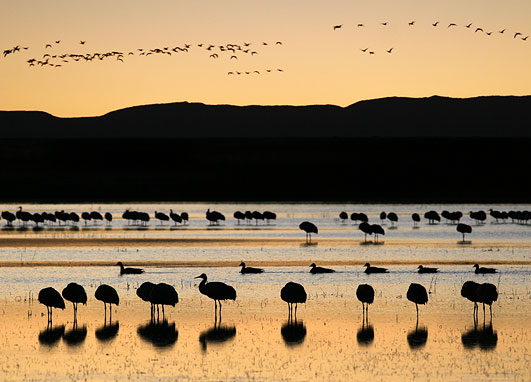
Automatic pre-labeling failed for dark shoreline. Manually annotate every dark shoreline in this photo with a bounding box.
[1,137,530,203]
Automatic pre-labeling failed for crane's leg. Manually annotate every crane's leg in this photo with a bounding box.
[295,303,298,320]
[416,303,419,319]
[109,304,112,322]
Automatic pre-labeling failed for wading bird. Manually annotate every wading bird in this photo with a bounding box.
[281,282,307,319]
[149,283,179,318]
[299,221,318,243]
[95,284,119,320]
[137,282,156,317]
[62,283,87,321]
[477,283,498,319]
[356,284,374,316]
[38,287,65,322]
[407,283,428,318]
[461,280,480,316]
[457,223,472,242]
[196,273,236,319]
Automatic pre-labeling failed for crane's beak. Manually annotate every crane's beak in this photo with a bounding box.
[194,275,202,279]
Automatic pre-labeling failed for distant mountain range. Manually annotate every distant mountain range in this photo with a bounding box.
[1,95,530,138]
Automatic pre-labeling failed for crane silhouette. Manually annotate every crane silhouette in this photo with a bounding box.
[412,213,420,226]
[38,287,65,322]
[356,284,374,317]
[137,282,156,317]
[196,273,236,320]
[62,283,87,322]
[299,221,318,243]
[104,212,112,225]
[281,282,307,320]
[149,283,179,318]
[117,261,144,275]
[407,283,428,318]
[233,211,245,224]
[477,283,498,320]
[457,223,472,242]
[155,211,169,225]
[239,261,264,274]
[169,209,182,225]
[309,263,335,274]
[95,284,119,320]
[461,280,480,317]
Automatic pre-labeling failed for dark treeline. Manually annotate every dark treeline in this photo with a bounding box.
[0,137,529,203]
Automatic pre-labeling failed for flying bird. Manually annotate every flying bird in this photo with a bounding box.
[498,29,505,34]
[360,48,368,52]
[514,32,522,38]
[381,22,388,26]
[276,41,282,45]
[448,23,457,28]
[432,21,439,27]
[333,25,342,30]
[386,48,394,53]
[80,41,86,45]
[357,24,364,28]
[465,23,473,28]
[230,55,238,59]
[408,21,415,26]
[475,28,483,33]
[522,36,529,41]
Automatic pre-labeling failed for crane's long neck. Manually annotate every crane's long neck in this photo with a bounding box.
[198,278,207,294]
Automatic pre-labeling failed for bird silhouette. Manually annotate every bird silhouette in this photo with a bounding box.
[154,211,169,225]
[477,283,498,319]
[281,282,307,319]
[333,25,342,30]
[38,287,65,322]
[407,283,428,318]
[364,263,388,274]
[411,213,420,226]
[95,284,119,320]
[104,212,112,225]
[360,48,369,52]
[149,283,179,318]
[448,23,457,28]
[1,211,16,226]
[457,223,472,242]
[461,280,481,316]
[386,48,394,53]
[240,261,264,274]
[137,282,156,317]
[465,23,473,28]
[514,32,522,38]
[522,36,529,41]
[498,29,506,34]
[356,284,374,316]
[409,21,415,26]
[196,273,236,319]
[432,21,439,27]
[299,221,318,243]
[233,211,245,224]
[169,209,182,225]
[417,265,438,273]
[116,261,144,275]
[357,24,364,28]
[475,28,484,33]
[381,22,388,26]
[309,263,335,274]
[62,283,87,322]
[473,264,497,274]
[359,222,373,243]
[370,224,385,243]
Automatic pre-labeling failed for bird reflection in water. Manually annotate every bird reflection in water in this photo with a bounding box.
[461,317,498,351]
[356,316,374,347]
[63,322,87,347]
[95,321,119,343]
[281,318,307,347]
[38,324,65,347]
[407,321,428,350]
[199,318,236,352]
[137,318,178,348]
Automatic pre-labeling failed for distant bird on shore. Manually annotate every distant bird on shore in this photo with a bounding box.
[281,282,307,319]
[407,283,428,318]
[62,283,87,321]
[95,284,119,319]
[309,263,335,274]
[364,263,389,274]
[38,287,65,322]
[240,261,264,274]
[155,211,169,225]
[104,212,112,224]
[116,261,144,275]
[412,213,420,226]
[473,264,497,274]
[196,273,236,318]
[356,284,374,315]
[457,223,472,242]
[299,221,318,243]
[417,265,438,274]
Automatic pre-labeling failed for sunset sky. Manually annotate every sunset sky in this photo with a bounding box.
[1,0,530,117]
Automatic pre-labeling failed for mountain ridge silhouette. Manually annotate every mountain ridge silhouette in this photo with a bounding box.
[1,95,530,138]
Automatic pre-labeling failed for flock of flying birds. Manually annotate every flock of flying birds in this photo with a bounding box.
[332,20,529,55]
[2,39,285,76]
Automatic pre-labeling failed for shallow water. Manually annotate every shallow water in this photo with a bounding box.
[0,203,529,381]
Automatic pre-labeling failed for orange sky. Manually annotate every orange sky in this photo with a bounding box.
[1,0,530,117]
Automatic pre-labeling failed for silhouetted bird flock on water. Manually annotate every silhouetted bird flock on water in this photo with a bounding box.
[37,260,499,329]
